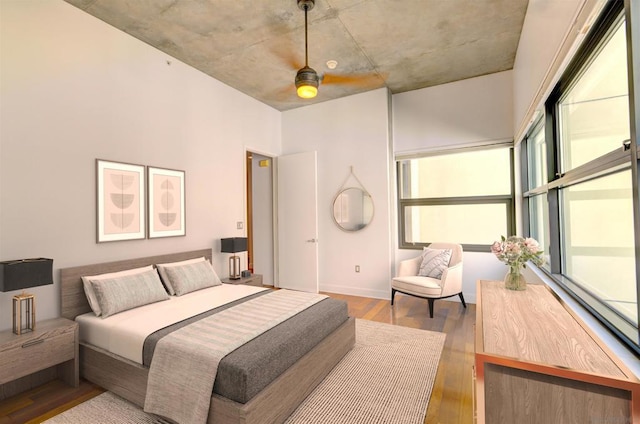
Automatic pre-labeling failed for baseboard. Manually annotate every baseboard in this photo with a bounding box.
[320,284,390,300]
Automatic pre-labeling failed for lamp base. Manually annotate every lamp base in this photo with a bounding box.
[228,255,241,280]
[13,292,35,335]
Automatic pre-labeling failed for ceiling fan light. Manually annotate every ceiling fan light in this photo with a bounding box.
[295,66,319,99]
[297,84,318,99]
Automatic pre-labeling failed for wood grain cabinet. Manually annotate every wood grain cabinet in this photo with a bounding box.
[475,280,640,424]
[221,274,264,287]
[0,317,78,400]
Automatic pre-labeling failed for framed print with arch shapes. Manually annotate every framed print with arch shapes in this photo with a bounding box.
[148,166,186,238]
[96,159,146,243]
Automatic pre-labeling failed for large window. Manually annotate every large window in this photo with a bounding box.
[523,1,639,353]
[398,147,514,251]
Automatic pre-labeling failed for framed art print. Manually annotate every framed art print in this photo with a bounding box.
[148,166,186,238]
[96,159,146,243]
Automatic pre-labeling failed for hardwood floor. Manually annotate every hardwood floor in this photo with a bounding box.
[0,292,475,424]
[0,379,103,424]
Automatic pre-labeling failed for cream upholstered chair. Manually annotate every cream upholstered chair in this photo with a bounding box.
[391,242,465,318]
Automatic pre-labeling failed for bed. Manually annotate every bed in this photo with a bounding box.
[60,249,355,424]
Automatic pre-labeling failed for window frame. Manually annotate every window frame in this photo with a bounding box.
[397,146,516,252]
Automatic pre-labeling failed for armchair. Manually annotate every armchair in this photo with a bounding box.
[391,242,466,318]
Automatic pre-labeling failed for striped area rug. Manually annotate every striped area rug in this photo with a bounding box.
[45,319,446,424]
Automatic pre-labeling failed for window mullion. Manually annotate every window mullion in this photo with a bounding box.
[624,0,640,345]
[545,95,562,275]
[521,138,531,237]
[547,148,631,190]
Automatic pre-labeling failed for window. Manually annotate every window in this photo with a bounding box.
[558,21,630,172]
[527,119,547,190]
[560,170,636,324]
[528,193,550,268]
[398,147,514,251]
[523,1,639,354]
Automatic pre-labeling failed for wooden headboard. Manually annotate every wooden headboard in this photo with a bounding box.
[60,249,213,320]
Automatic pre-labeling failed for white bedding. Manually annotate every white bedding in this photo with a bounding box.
[76,284,268,364]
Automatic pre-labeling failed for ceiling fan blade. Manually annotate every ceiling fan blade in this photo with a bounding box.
[320,72,385,88]
[264,83,298,103]
[267,44,303,71]
[282,54,304,72]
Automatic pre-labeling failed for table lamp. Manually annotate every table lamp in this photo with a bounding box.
[221,238,247,280]
[0,258,53,335]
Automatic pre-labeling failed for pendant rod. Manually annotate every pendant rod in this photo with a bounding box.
[304,6,309,67]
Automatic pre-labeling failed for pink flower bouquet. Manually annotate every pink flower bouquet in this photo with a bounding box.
[491,236,545,269]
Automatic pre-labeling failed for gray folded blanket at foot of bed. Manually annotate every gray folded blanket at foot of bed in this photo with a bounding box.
[144,295,349,404]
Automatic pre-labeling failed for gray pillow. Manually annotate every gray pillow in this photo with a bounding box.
[81,265,156,316]
[164,260,222,296]
[418,248,452,279]
[90,268,169,318]
[155,257,208,295]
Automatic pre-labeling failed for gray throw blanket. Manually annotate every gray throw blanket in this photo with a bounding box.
[144,289,327,424]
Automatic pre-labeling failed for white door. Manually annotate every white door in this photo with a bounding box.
[276,151,318,292]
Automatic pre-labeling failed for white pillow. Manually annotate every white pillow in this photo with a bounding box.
[90,268,169,318]
[418,248,452,279]
[155,257,208,295]
[163,260,222,296]
[81,265,155,316]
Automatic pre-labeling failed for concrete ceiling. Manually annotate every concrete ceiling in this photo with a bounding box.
[64,0,529,111]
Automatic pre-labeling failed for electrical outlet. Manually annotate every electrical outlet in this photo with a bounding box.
[237,221,243,229]
[355,265,360,273]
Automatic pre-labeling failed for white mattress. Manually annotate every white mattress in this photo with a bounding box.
[76,284,268,364]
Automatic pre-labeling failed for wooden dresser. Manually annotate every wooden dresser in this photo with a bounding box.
[474,280,640,424]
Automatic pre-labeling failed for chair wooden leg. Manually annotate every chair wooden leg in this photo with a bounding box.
[427,298,435,318]
[391,288,396,305]
[459,292,467,308]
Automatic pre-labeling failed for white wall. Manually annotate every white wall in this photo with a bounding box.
[281,89,393,299]
[0,1,281,331]
[392,71,515,303]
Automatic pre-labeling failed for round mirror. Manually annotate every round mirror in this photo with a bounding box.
[332,188,374,232]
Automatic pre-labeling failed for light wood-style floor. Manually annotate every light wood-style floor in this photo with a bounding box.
[0,292,475,424]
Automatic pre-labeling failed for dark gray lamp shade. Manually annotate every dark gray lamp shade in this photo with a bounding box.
[221,237,248,253]
[0,258,53,292]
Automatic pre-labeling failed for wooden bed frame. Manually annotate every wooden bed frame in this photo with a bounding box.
[60,249,356,424]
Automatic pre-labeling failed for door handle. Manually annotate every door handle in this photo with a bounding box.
[306,238,318,243]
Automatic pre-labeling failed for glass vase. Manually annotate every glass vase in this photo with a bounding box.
[504,265,526,291]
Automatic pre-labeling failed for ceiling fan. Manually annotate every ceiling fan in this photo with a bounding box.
[292,0,384,100]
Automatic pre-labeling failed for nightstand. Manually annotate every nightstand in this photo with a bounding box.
[0,317,78,400]
[222,274,263,287]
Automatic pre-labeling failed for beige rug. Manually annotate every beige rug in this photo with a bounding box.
[45,319,445,424]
